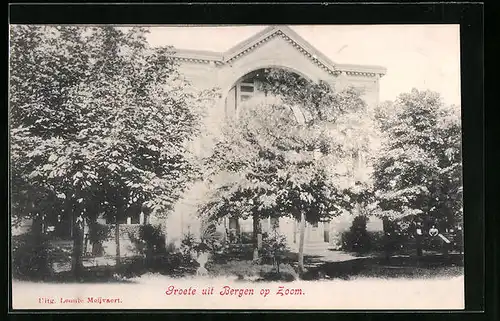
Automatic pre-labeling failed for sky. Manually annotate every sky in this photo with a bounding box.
[145,25,461,106]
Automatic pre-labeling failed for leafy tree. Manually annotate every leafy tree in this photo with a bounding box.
[197,69,376,275]
[10,25,217,276]
[372,89,462,235]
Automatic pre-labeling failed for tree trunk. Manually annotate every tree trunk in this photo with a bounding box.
[416,235,423,257]
[89,222,103,256]
[31,214,43,238]
[297,211,306,276]
[252,214,262,261]
[382,217,392,261]
[115,221,121,266]
[67,199,83,279]
[72,216,84,278]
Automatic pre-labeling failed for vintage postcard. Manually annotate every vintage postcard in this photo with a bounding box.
[10,24,464,310]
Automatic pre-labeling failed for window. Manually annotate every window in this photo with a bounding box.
[237,80,255,104]
[229,218,239,230]
[107,205,142,225]
[240,85,254,93]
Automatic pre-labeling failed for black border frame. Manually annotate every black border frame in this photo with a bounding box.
[6,1,488,320]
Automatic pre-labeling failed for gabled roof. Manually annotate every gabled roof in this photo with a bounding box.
[170,25,386,77]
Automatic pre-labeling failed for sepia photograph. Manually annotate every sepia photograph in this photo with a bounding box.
[9,24,464,310]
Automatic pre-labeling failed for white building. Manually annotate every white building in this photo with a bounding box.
[164,25,387,253]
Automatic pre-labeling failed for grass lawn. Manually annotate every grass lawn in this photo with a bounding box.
[301,253,463,280]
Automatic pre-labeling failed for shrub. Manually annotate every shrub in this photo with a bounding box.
[240,231,253,244]
[382,219,414,254]
[120,224,190,274]
[138,224,166,255]
[12,233,54,279]
[179,232,199,264]
[341,216,372,253]
[368,231,386,251]
[260,232,289,272]
[199,222,229,254]
[213,243,254,263]
[180,223,231,259]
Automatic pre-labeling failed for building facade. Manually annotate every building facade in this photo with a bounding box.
[165,26,387,252]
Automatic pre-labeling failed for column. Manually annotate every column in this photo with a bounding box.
[225,86,237,119]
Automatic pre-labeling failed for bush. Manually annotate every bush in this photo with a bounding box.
[260,232,289,272]
[12,233,54,279]
[213,243,254,263]
[179,223,231,261]
[138,224,166,255]
[121,224,191,275]
[341,216,372,253]
[240,232,253,244]
[368,231,386,251]
[382,219,415,254]
[127,224,167,257]
[179,232,199,264]
[199,222,229,254]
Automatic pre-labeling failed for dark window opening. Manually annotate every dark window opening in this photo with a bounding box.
[229,218,239,230]
[240,85,254,93]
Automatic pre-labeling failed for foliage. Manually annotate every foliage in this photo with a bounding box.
[372,89,462,230]
[10,25,218,230]
[179,226,228,263]
[114,244,185,278]
[199,221,228,254]
[211,243,254,263]
[12,234,50,279]
[240,231,254,244]
[179,232,198,261]
[11,233,71,279]
[198,68,375,227]
[138,224,167,255]
[87,222,112,245]
[178,232,209,269]
[260,232,289,271]
[259,69,367,124]
[194,68,377,274]
[341,215,371,253]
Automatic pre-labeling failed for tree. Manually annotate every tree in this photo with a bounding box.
[372,89,462,240]
[10,25,217,276]
[197,69,375,275]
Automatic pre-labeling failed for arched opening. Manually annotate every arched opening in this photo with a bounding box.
[224,67,312,122]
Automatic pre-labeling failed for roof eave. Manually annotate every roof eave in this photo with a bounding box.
[337,64,387,77]
[172,48,223,62]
